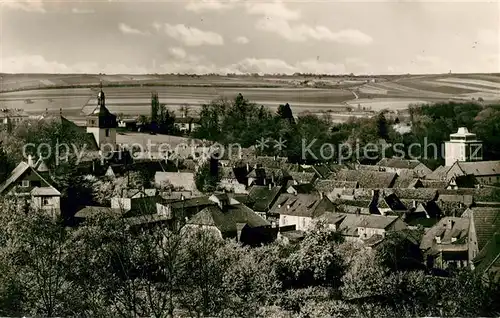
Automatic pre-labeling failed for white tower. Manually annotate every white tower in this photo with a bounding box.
[444,127,482,167]
[86,83,117,153]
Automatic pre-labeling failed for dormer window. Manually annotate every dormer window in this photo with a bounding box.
[451,237,457,243]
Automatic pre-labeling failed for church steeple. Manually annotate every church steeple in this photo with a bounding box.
[97,80,105,107]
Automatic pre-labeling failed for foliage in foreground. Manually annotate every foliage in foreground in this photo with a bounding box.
[0,205,498,317]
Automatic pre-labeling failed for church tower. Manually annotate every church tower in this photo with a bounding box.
[86,82,117,152]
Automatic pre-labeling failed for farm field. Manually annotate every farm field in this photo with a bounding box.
[1,73,499,121]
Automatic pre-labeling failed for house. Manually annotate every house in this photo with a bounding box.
[185,194,274,245]
[420,217,470,270]
[332,170,397,189]
[246,167,284,187]
[466,207,500,282]
[286,183,316,195]
[318,211,407,241]
[407,201,442,228]
[154,171,196,191]
[356,214,407,241]
[299,164,332,179]
[370,191,408,215]
[287,171,317,185]
[269,193,335,231]
[0,159,61,216]
[315,180,358,199]
[277,228,306,245]
[425,164,464,183]
[118,118,137,130]
[453,161,500,185]
[376,158,432,178]
[173,116,200,134]
[246,185,283,220]
[0,108,29,129]
[447,175,477,189]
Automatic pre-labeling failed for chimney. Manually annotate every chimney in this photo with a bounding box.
[286,204,290,210]
[246,163,250,172]
[412,200,416,208]
[447,219,453,230]
[27,155,34,167]
[268,183,272,190]
[320,192,324,199]
[181,194,185,201]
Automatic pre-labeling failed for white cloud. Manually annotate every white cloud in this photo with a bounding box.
[71,7,95,14]
[185,0,239,12]
[234,36,250,44]
[225,58,349,75]
[2,0,45,13]
[118,23,150,36]
[169,47,187,59]
[256,18,372,45]
[163,23,224,46]
[0,54,150,74]
[152,22,162,32]
[245,1,300,20]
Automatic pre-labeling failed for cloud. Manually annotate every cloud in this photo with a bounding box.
[245,1,300,20]
[226,58,348,75]
[2,0,45,13]
[163,24,224,46]
[234,36,250,44]
[256,18,372,45]
[0,54,151,74]
[71,7,95,14]
[185,0,239,12]
[118,23,150,36]
[169,47,187,60]
[1,53,356,76]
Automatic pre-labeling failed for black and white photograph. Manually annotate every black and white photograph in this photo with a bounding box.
[0,0,499,316]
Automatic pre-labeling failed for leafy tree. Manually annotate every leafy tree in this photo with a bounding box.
[194,161,219,193]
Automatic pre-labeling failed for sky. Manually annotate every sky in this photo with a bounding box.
[1,0,499,75]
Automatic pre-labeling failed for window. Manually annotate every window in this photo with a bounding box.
[282,216,287,225]
[105,129,110,137]
[43,198,49,206]
[21,180,30,187]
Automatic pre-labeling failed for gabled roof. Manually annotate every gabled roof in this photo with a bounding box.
[457,161,500,177]
[358,214,401,229]
[288,171,316,184]
[0,162,30,194]
[383,193,407,211]
[332,170,397,189]
[75,206,124,218]
[287,183,316,194]
[31,187,61,196]
[377,158,423,169]
[0,162,60,196]
[188,203,270,233]
[270,193,335,218]
[473,233,500,278]
[315,180,358,193]
[420,217,470,251]
[469,207,500,252]
[426,165,452,181]
[420,180,449,189]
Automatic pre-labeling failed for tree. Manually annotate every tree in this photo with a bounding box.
[277,103,295,124]
[194,161,219,193]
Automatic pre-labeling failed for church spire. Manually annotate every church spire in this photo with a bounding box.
[97,80,105,107]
